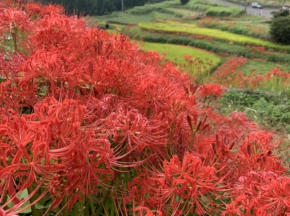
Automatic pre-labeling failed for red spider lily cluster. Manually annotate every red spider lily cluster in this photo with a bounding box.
[246,45,274,55]
[0,1,290,215]
[199,17,237,29]
[212,56,290,91]
[212,56,249,88]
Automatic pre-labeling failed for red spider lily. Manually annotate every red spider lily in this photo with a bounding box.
[224,172,290,215]
[212,56,249,87]
[0,98,116,212]
[0,6,32,51]
[40,4,64,16]
[0,52,26,78]
[104,102,168,155]
[126,153,223,215]
[25,2,63,19]
[198,83,224,98]
[24,2,42,19]
[0,7,30,32]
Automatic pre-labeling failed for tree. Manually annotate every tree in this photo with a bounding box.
[41,0,149,15]
[180,0,190,5]
[273,9,290,18]
[243,1,249,13]
[270,15,290,44]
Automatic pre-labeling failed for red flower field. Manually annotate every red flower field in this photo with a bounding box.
[0,1,289,215]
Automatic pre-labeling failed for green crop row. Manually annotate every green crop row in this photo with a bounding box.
[122,26,290,63]
[197,20,271,40]
[225,25,269,40]
[138,22,290,52]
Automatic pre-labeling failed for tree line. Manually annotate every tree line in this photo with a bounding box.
[39,0,149,15]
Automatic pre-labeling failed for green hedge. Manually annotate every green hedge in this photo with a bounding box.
[205,7,244,17]
[127,1,178,15]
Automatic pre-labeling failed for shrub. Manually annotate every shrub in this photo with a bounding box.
[273,9,290,18]
[219,91,290,133]
[180,0,190,5]
[270,16,290,44]
[205,7,244,17]
[205,7,233,17]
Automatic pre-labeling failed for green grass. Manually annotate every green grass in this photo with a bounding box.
[239,60,290,75]
[140,42,222,78]
[197,17,271,40]
[166,8,199,18]
[234,14,268,21]
[139,21,290,52]
[205,6,244,17]
[126,1,180,15]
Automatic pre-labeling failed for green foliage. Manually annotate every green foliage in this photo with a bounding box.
[270,16,290,44]
[180,0,190,5]
[205,7,244,17]
[179,0,219,9]
[127,5,183,18]
[273,9,290,18]
[218,91,290,133]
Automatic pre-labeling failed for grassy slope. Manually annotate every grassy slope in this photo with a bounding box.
[141,42,221,63]
[141,42,222,76]
[240,60,290,75]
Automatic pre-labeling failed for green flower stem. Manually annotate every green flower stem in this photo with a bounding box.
[71,202,81,216]
[27,185,40,216]
[60,195,68,216]
[95,180,114,215]
[84,198,89,216]
[88,198,96,216]
[2,193,8,210]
